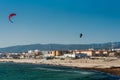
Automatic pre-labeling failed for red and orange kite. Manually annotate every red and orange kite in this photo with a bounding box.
[8,13,16,23]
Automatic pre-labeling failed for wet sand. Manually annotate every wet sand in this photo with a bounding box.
[0,58,120,76]
[85,67,120,76]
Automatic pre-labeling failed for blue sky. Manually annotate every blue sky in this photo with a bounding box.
[0,0,120,47]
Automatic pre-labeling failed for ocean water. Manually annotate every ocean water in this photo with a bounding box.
[0,62,120,80]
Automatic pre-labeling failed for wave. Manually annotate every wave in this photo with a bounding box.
[32,67,95,75]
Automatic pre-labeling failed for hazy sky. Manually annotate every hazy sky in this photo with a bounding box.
[0,0,120,47]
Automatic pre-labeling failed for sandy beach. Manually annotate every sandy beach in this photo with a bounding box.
[0,58,120,76]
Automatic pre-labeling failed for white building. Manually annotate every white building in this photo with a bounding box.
[64,53,88,58]
[28,50,33,54]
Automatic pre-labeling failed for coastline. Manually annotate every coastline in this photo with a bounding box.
[0,58,120,76]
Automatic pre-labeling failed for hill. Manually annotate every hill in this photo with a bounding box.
[0,42,120,53]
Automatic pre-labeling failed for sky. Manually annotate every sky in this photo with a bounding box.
[0,0,120,47]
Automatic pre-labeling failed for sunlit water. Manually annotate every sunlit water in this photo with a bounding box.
[0,62,119,80]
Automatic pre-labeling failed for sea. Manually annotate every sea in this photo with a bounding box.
[0,62,120,80]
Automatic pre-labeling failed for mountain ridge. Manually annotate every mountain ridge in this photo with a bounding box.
[0,42,120,53]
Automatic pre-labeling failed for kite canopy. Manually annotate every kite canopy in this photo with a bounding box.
[9,13,16,23]
[80,33,83,38]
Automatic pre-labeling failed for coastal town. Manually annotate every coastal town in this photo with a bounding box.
[0,48,120,60]
[0,48,120,76]
[1,0,120,79]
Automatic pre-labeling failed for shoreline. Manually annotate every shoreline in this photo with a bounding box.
[74,66,120,76]
[0,59,120,76]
